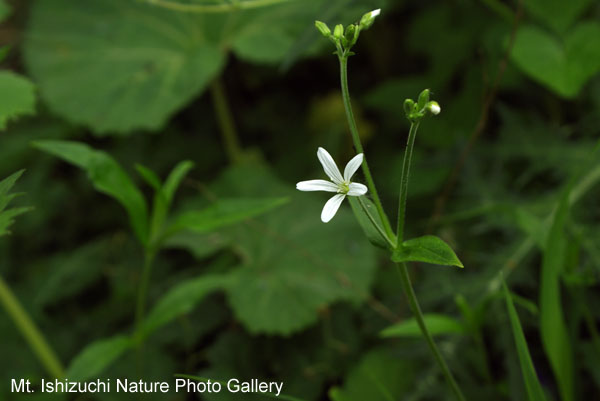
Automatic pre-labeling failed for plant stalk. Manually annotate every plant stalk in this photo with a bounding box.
[210,78,243,164]
[395,263,466,401]
[0,276,65,378]
[135,250,156,337]
[396,121,420,246]
[338,53,394,239]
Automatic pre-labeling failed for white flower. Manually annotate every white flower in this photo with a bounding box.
[370,9,381,18]
[296,147,368,223]
[427,101,441,115]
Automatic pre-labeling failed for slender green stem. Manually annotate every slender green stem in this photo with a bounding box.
[135,251,156,337]
[0,276,65,378]
[357,196,395,249]
[396,121,420,246]
[146,0,293,13]
[210,78,243,164]
[338,53,394,239]
[395,263,466,401]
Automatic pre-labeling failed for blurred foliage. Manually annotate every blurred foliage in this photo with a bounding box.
[1,0,600,400]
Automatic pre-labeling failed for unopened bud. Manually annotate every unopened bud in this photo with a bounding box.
[426,101,441,115]
[417,89,430,109]
[315,21,331,38]
[333,24,344,40]
[360,8,381,30]
[403,99,415,117]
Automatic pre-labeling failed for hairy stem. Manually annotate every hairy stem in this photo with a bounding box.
[0,276,65,378]
[338,54,394,239]
[396,121,419,246]
[210,78,243,164]
[396,263,466,401]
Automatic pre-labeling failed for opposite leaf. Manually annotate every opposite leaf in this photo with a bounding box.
[380,314,465,338]
[66,335,132,381]
[33,140,149,245]
[392,235,463,268]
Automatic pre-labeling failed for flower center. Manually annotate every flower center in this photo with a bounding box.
[338,181,350,194]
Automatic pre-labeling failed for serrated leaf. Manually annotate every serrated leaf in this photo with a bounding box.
[32,140,149,244]
[392,235,463,268]
[329,349,415,401]
[140,274,228,338]
[66,335,132,381]
[380,314,465,338]
[503,279,547,401]
[0,170,31,236]
[167,197,289,236]
[0,71,36,130]
[511,23,600,98]
[23,0,225,134]
[212,163,377,335]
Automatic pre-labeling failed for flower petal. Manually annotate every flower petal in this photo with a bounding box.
[296,179,339,192]
[321,194,346,223]
[347,182,368,196]
[343,153,364,182]
[317,147,344,184]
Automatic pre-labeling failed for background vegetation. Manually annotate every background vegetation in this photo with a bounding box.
[1,0,599,400]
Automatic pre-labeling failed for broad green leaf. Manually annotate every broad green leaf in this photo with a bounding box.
[524,0,594,33]
[141,274,228,337]
[380,314,465,338]
[0,71,36,130]
[167,198,289,236]
[503,279,547,401]
[212,163,377,335]
[329,349,415,401]
[348,196,392,249]
[540,189,574,401]
[23,0,225,134]
[32,140,149,244]
[392,235,463,268]
[0,170,32,237]
[511,23,600,98]
[66,335,132,381]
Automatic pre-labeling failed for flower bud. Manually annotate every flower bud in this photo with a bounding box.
[417,89,430,110]
[345,24,356,42]
[426,101,441,115]
[314,21,331,38]
[333,24,344,40]
[403,99,415,118]
[360,8,381,30]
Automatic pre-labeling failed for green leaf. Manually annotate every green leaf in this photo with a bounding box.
[524,0,594,33]
[511,23,600,98]
[540,189,574,401]
[23,0,225,134]
[0,71,36,130]
[503,279,547,401]
[141,274,228,338]
[32,140,149,244]
[391,235,463,268]
[213,163,377,335]
[347,196,392,249]
[380,314,466,338]
[329,349,415,401]
[66,335,132,381]
[0,170,32,237]
[167,197,289,236]
[135,164,162,191]
[162,160,194,206]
